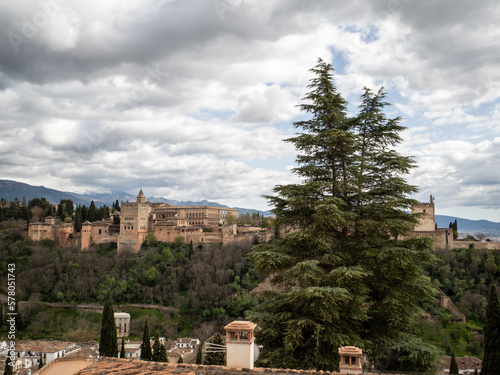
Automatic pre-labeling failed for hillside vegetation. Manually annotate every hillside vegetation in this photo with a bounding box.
[0,227,262,339]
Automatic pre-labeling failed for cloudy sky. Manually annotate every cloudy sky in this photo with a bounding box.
[1,0,500,220]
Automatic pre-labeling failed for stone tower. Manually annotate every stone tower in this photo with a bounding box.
[137,188,146,203]
[117,189,151,252]
[412,194,436,232]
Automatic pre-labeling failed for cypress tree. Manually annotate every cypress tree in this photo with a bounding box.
[152,332,168,362]
[248,59,437,372]
[88,201,97,222]
[195,340,203,364]
[99,294,118,357]
[3,357,13,375]
[140,320,152,361]
[482,284,500,375]
[188,240,194,260]
[74,206,82,232]
[177,356,184,363]
[120,339,126,359]
[449,350,459,374]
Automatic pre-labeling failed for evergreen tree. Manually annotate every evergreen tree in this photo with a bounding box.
[88,201,98,222]
[38,355,44,370]
[120,339,126,359]
[81,204,88,222]
[260,217,269,228]
[195,340,203,364]
[204,333,225,366]
[177,356,184,363]
[99,294,118,357]
[481,284,500,375]
[449,350,459,374]
[248,59,437,372]
[26,205,31,230]
[3,357,13,375]
[188,240,194,260]
[74,206,82,232]
[140,320,152,361]
[152,332,168,362]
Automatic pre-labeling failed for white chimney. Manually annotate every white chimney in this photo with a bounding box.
[224,321,257,369]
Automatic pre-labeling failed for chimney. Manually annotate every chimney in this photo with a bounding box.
[338,346,363,374]
[224,321,257,369]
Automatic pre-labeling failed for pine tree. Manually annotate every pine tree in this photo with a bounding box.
[204,333,225,366]
[248,59,437,372]
[120,339,126,359]
[140,320,152,361]
[99,294,118,357]
[481,284,500,375]
[177,356,184,363]
[449,350,459,374]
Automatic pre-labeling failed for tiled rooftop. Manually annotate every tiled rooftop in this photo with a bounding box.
[72,357,415,375]
[15,340,74,353]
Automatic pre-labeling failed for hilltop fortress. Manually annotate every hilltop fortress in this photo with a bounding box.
[83,189,242,252]
[29,190,272,252]
[28,192,499,251]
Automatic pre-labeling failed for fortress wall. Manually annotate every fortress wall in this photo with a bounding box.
[402,228,452,249]
[452,240,500,250]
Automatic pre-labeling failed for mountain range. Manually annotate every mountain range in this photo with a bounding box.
[2,179,500,235]
[0,179,271,217]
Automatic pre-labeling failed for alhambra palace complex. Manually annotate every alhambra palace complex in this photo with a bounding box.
[28,192,499,251]
[28,190,272,252]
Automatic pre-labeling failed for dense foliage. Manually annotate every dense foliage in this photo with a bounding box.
[0,197,114,225]
[481,284,500,374]
[0,231,259,314]
[248,59,438,372]
[0,227,261,341]
[427,246,500,322]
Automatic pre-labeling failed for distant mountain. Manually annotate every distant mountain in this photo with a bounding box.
[0,180,91,207]
[0,179,273,216]
[436,215,500,237]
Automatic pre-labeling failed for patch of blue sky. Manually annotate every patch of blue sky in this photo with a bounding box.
[189,109,235,121]
[329,48,347,75]
[234,156,295,172]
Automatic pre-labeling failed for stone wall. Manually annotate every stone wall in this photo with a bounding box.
[451,240,500,250]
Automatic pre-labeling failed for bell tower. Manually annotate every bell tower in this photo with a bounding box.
[137,189,146,203]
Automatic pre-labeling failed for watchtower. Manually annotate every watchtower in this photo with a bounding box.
[412,194,436,232]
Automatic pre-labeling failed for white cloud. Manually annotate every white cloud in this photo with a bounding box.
[1,0,500,216]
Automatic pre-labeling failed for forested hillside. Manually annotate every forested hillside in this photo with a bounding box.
[0,226,262,339]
